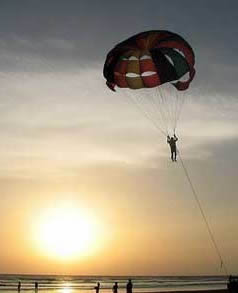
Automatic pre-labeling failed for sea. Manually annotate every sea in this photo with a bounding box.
[0,275,228,293]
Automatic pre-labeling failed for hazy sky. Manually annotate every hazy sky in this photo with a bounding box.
[0,0,238,275]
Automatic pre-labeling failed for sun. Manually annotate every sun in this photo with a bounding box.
[33,202,101,260]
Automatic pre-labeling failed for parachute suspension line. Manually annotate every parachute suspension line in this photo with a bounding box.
[158,87,174,135]
[169,87,178,133]
[151,88,169,135]
[154,87,173,136]
[141,90,168,135]
[157,87,171,134]
[173,89,179,132]
[178,150,229,276]
[167,86,184,135]
[171,88,178,134]
[174,89,180,133]
[169,86,177,134]
[174,89,186,133]
[129,89,169,137]
[131,98,167,137]
[123,91,167,138]
[131,93,167,137]
[152,88,171,135]
[156,85,185,136]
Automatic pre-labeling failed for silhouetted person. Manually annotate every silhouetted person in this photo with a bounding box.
[113,282,118,293]
[35,282,38,291]
[167,134,178,161]
[95,282,100,293]
[126,280,133,293]
[18,282,21,292]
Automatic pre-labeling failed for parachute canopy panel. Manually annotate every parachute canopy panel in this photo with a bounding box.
[103,30,195,92]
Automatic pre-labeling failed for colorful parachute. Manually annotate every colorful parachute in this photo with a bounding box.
[103,30,196,135]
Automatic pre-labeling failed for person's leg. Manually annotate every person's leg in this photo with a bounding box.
[171,151,174,161]
[174,150,177,161]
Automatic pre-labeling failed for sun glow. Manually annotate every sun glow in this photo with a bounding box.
[33,202,101,260]
[60,288,73,293]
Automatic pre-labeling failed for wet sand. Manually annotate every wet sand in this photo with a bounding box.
[144,290,228,293]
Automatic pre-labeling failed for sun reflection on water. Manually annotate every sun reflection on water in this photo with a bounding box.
[60,286,73,293]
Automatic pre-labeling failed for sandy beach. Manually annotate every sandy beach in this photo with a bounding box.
[0,274,229,293]
[149,289,228,293]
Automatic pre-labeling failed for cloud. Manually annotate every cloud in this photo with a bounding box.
[0,62,237,182]
[0,0,237,274]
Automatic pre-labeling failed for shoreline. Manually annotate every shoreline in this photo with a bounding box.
[0,287,229,290]
[140,289,228,293]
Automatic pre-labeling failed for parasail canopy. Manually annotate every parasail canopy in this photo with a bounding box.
[104,30,195,92]
[103,30,196,136]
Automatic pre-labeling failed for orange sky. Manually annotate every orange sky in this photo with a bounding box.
[0,0,238,276]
